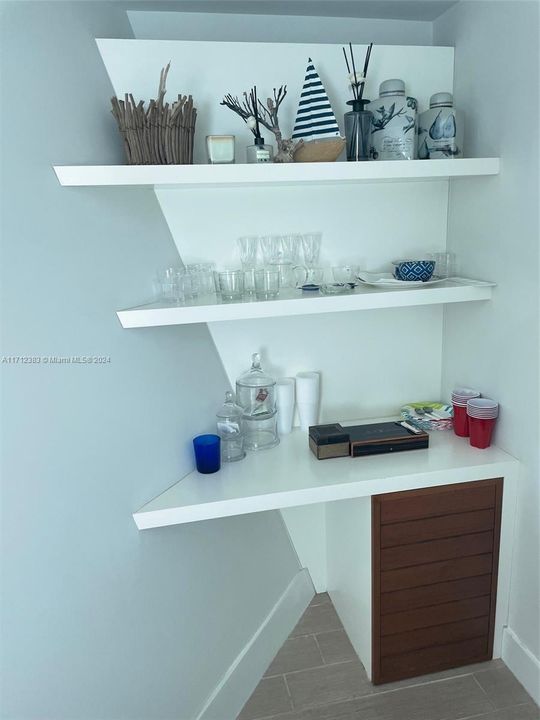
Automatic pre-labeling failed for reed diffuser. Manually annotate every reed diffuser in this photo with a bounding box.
[343,43,374,161]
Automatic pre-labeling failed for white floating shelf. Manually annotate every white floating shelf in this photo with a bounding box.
[133,419,518,530]
[54,158,500,188]
[117,279,494,328]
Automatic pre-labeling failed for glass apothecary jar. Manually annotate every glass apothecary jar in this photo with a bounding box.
[235,353,279,451]
[216,391,246,462]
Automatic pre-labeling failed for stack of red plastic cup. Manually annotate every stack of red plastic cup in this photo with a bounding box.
[451,387,481,437]
[467,398,499,449]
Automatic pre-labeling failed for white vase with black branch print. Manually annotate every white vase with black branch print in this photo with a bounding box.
[418,93,463,159]
[368,79,417,160]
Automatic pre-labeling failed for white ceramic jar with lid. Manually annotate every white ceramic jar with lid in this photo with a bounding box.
[418,92,463,159]
[369,79,418,160]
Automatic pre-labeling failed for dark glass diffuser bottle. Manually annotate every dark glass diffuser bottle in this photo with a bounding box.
[344,99,373,161]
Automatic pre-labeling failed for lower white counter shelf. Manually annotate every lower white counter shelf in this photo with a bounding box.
[133,419,518,530]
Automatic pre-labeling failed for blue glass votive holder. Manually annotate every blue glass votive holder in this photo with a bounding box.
[193,434,221,474]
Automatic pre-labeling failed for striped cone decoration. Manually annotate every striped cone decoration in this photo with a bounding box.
[292,58,341,142]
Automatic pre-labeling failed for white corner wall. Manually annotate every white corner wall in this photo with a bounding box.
[434,0,540,704]
[0,4,302,719]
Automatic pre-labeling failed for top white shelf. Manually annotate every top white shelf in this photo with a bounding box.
[54,158,500,188]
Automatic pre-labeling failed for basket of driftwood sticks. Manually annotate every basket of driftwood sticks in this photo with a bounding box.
[110,64,197,165]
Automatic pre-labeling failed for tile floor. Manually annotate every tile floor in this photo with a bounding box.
[237,593,539,720]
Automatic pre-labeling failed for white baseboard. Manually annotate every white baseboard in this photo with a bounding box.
[196,568,314,720]
[502,626,540,706]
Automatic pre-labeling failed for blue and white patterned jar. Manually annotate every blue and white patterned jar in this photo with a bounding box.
[418,93,463,159]
[368,79,417,161]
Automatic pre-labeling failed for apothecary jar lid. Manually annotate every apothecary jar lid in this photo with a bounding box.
[216,391,244,422]
[379,79,405,96]
[236,353,276,389]
[430,92,453,108]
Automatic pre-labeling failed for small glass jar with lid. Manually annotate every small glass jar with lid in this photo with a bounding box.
[216,391,246,462]
[235,353,280,451]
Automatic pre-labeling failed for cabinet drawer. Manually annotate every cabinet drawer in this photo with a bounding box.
[381,508,495,548]
[381,574,492,614]
[381,616,490,657]
[381,595,491,636]
[381,553,493,592]
[380,637,489,682]
[372,479,503,685]
[381,531,493,570]
[380,482,496,524]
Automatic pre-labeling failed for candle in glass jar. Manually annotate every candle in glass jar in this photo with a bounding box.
[206,135,235,164]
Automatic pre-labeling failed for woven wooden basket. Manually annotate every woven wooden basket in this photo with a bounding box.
[293,137,346,163]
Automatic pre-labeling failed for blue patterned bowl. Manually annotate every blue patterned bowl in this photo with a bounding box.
[392,259,436,282]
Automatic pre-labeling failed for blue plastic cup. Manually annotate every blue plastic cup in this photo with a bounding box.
[193,434,221,474]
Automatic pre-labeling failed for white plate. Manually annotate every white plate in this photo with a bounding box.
[356,272,447,288]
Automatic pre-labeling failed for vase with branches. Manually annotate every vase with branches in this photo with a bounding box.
[221,85,301,163]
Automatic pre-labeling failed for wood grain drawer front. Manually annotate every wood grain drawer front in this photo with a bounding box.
[380,637,489,682]
[381,553,494,592]
[381,574,492,615]
[372,479,503,685]
[380,531,493,570]
[381,508,495,548]
[380,482,496,524]
[381,616,490,657]
[381,595,491,636]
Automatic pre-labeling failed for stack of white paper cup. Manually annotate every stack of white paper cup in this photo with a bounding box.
[296,371,320,431]
[276,378,296,434]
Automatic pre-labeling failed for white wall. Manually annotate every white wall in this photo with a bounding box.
[0,3,301,718]
[128,9,433,45]
[434,0,540,702]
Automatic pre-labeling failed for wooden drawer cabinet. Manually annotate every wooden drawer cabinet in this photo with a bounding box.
[372,479,503,684]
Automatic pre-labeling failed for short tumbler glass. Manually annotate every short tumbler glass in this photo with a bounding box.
[218,270,245,302]
[193,434,221,474]
[255,268,280,300]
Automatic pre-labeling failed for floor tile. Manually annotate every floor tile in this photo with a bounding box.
[237,675,292,720]
[290,603,343,637]
[464,704,540,719]
[310,593,331,606]
[474,667,536,709]
[285,660,370,710]
[316,630,357,665]
[265,635,324,677]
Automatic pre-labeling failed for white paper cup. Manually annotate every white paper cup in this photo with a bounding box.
[297,402,319,431]
[296,371,320,405]
[276,378,295,434]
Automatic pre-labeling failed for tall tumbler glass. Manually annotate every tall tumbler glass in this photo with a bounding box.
[344,99,373,162]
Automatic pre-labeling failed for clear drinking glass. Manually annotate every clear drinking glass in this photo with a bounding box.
[243,267,256,295]
[430,252,456,279]
[218,270,245,302]
[332,265,359,285]
[156,267,185,304]
[302,233,322,267]
[237,236,259,267]
[255,268,280,300]
[272,263,295,288]
[260,235,282,265]
[280,234,302,264]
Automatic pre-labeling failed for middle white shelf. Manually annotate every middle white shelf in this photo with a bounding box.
[117,278,494,328]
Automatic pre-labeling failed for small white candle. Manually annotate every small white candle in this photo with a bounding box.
[206,135,235,164]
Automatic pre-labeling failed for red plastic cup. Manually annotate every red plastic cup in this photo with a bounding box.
[468,416,496,449]
[453,404,469,437]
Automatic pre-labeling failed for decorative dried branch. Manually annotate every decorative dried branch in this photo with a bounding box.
[110,64,196,165]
